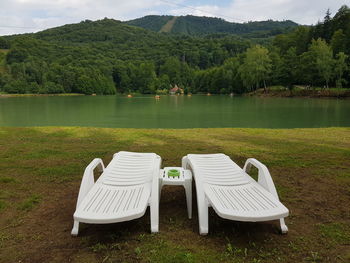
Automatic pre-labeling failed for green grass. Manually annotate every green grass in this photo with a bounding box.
[0,177,17,183]
[0,127,349,263]
[17,194,41,211]
[0,200,6,211]
[318,223,350,244]
[139,236,224,263]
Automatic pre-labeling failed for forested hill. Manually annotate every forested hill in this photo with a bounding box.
[0,5,349,95]
[0,18,252,94]
[125,15,298,37]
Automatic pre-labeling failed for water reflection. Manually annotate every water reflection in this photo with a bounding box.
[0,95,349,128]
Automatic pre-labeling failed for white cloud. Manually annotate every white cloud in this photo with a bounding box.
[0,0,348,35]
[169,5,222,18]
[169,0,348,24]
[225,0,347,24]
[0,0,163,35]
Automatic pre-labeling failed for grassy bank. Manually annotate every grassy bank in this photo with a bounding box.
[2,87,350,98]
[0,93,84,97]
[0,127,349,263]
[249,86,350,98]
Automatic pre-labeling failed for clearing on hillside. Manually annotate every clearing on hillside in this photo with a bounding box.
[159,16,177,33]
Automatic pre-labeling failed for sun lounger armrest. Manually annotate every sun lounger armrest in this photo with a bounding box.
[243,158,279,200]
[76,158,105,209]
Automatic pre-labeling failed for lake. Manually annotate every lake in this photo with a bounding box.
[0,95,349,128]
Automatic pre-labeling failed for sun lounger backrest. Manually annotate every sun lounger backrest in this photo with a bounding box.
[188,154,249,186]
[100,151,157,186]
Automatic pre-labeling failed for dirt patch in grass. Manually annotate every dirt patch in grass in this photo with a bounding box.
[0,127,349,263]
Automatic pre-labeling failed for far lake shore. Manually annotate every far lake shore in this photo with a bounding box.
[1,86,350,99]
[0,93,84,98]
[248,86,350,99]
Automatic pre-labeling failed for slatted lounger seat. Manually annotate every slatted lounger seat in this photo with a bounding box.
[71,151,161,236]
[182,154,289,235]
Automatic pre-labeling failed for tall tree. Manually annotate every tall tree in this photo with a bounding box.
[332,5,350,33]
[309,38,334,88]
[323,9,332,42]
[135,62,157,94]
[159,57,181,86]
[239,45,272,92]
[331,29,347,55]
[334,52,348,88]
[332,5,350,54]
[292,26,311,55]
[280,47,298,89]
[223,57,245,94]
[269,48,283,85]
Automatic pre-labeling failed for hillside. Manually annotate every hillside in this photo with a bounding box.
[15,18,249,63]
[0,18,251,94]
[0,6,349,96]
[126,15,298,37]
[126,15,174,32]
[0,49,8,73]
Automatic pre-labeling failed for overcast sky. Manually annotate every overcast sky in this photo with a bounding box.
[0,0,348,35]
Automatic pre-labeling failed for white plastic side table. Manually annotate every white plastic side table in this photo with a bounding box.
[159,167,192,219]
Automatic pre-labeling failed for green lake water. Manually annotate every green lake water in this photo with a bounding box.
[0,95,349,128]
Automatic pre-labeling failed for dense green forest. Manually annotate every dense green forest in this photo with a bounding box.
[0,5,349,95]
[126,15,298,37]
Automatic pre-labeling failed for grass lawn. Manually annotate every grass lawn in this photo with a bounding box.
[0,127,349,263]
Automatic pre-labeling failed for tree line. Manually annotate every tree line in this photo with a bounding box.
[0,5,349,95]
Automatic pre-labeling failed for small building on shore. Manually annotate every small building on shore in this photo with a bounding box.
[169,85,184,95]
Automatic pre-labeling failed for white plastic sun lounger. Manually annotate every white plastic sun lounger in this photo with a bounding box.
[71,151,161,236]
[182,154,289,235]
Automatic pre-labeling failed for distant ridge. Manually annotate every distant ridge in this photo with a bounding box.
[126,15,298,37]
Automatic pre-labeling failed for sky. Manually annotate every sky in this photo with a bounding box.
[0,0,348,35]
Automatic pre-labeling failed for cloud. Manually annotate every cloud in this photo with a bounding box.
[0,0,348,35]
[168,0,347,24]
[225,0,346,24]
[0,0,163,35]
[169,4,222,18]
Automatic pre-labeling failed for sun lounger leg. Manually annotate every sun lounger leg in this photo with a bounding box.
[198,205,208,235]
[71,220,79,236]
[280,218,288,234]
[150,203,159,233]
[183,156,208,234]
[197,190,209,235]
[151,161,160,233]
[184,178,192,219]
